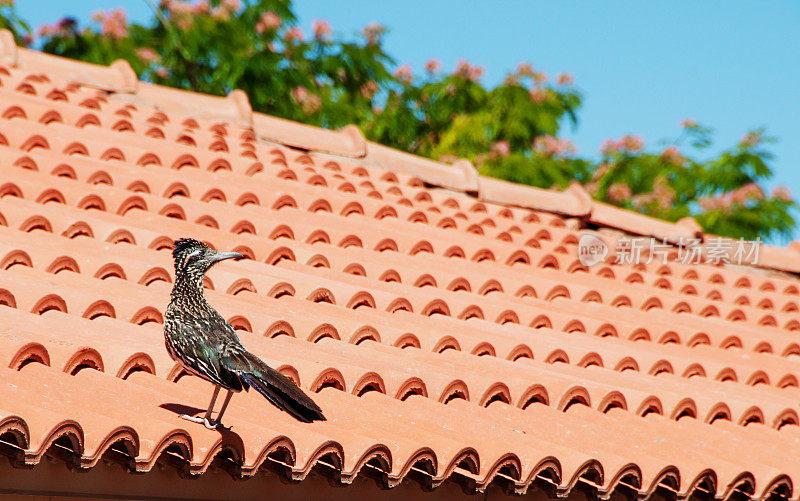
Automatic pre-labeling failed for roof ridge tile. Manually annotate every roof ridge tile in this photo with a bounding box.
[253,112,366,158]
[13,46,136,93]
[589,200,702,245]
[366,141,478,192]
[478,176,589,217]
[0,29,17,67]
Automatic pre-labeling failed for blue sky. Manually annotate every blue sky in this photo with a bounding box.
[21,1,800,241]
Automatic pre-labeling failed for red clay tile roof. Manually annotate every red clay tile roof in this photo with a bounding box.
[1,33,800,499]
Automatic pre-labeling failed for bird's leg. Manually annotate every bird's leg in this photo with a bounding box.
[180,386,221,429]
[211,390,234,427]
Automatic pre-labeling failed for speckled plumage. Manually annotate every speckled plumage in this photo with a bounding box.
[164,238,325,424]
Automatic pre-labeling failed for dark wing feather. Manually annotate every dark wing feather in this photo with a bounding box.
[221,350,325,423]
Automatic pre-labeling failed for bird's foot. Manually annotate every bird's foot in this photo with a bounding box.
[179,414,218,429]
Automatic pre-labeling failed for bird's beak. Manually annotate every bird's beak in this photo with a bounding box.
[211,251,245,262]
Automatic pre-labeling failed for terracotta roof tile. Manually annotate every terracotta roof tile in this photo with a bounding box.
[0,35,799,499]
[477,176,590,217]
[589,200,703,244]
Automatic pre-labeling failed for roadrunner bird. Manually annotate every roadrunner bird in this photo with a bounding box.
[164,238,325,428]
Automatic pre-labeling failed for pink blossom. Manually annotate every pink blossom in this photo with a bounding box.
[607,183,632,202]
[618,135,644,152]
[255,11,281,33]
[194,0,210,14]
[361,22,385,45]
[96,8,128,39]
[701,184,765,212]
[739,130,763,148]
[393,64,413,84]
[360,80,379,100]
[303,95,321,115]
[283,27,304,43]
[111,7,126,21]
[135,47,159,64]
[729,190,746,204]
[660,145,684,165]
[424,59,441,75]
[632,194,653,210]
[529,88,548,103]
[491,140,510,158]
[601,135,643,154]
[168,1,193,15]
[312,19,331,40]
[600,139,619,155]
[680,118,697,128]
[533,135,576,157]
[652,177,675,209]
[771,186,792,202]
[502,75,520,87]
[592,163,611,181]
[263,11,281,29]
[37,24,54,37]
[20,33,32,46]
[211,7,229,20]
[455,59,484,82]
[698,195,730,212]
[584,182,599,196]
[155,67,170,78]
[516,63,547,85]
[291,87,321,114]
[737,182,764,202]
[221,0,241,12]
[557,73,574,86]
[698,197,715,211]
[516,62,534,77]
[291,86,307,101]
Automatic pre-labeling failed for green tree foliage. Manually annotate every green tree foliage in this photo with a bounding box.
[6,0,794,240]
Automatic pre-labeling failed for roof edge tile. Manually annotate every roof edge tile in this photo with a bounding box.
[589,200,701,244]
[129,82,246,124]
[566,183,594,214]
[15,46,135,93]
[109,59,139,93]
[478,176,590,217]
[340,125,368,156]
[741,242,800,274]
[675,216,703,235]
[253,113,366,158]
[227,89,254,126]
[0,29,18,67]
[367,142,479,192]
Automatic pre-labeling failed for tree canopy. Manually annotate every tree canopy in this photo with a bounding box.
[5,0,794,240]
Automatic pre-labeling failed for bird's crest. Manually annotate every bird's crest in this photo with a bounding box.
[173,238,206,260]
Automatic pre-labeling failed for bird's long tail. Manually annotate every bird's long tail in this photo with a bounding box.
[228,352,326,423]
